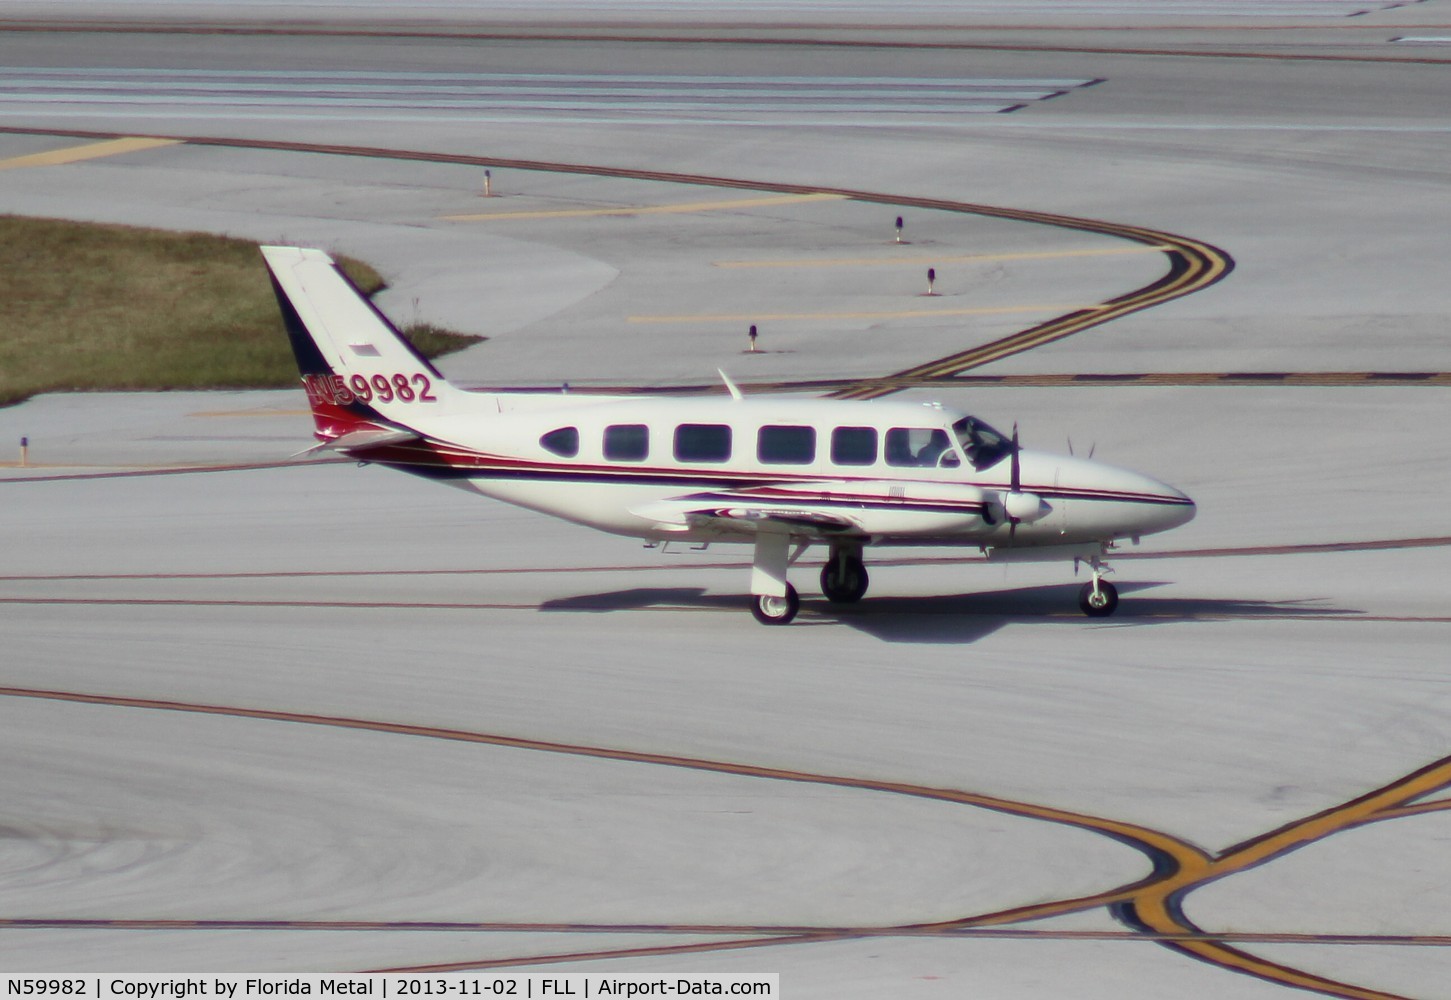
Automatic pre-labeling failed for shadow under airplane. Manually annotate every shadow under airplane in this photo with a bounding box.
[539,583,1360,645]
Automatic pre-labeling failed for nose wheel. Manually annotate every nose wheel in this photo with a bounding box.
[1078,558,1119,617]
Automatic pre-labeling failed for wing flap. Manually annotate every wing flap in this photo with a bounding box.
[630,498,858,537]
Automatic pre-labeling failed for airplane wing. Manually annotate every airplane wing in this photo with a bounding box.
[686,507,859,535]
[631,480,994,540]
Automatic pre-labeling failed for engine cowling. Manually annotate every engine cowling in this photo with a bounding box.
[1002,490,1051,524]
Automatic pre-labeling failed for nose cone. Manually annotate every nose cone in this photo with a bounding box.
[1017,450,1195,538]
[1138,475,1196,533]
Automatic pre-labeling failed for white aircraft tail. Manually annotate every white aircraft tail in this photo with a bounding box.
[261,245,467,441]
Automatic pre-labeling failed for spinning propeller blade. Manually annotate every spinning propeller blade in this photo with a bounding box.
[1008,423,1021,539]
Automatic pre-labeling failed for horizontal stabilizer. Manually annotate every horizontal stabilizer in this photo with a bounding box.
[291,427,421,460]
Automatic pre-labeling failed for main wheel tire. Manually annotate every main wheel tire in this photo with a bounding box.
[1078,579,1119,617]
[751,583,800,625]
[820,556,869,604]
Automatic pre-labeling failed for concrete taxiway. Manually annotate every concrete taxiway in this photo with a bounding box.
[2,3,1451,997]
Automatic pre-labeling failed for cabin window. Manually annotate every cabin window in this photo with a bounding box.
[757,425,815,465]
[830,426,877,466]
[673,423,732,463]
[885,427,958,468]
[540,426,579,458]
[604,423,649,462]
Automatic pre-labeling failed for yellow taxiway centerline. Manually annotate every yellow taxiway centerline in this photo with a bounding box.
[0,136,182,171]
[445,191,846,222]
[629,303,1102,324]
[713,245,1171,269]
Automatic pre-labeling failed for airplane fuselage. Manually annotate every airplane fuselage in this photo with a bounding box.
[336,392,1193,551]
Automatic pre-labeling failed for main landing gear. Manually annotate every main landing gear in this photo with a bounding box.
[750,538,871,625]
[820,545,869,604]
[750,530,801,625]
[1077,557,1119,617]
[746,539,1123,624]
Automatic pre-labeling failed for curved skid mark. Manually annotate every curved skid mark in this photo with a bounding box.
[0,685,1198,953]
[4,686,1449,996]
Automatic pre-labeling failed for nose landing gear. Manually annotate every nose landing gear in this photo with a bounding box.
[1078,557,1119,617]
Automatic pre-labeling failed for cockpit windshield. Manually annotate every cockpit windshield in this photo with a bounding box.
[952,416,1014,471]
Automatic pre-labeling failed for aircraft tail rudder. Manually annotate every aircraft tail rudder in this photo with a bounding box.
[261,245,466,441]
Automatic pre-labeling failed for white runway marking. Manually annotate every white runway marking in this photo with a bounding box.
[0,69,1096,124]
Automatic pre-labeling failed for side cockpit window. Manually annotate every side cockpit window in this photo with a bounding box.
[540,426,579,458]
[952,416,1013,471]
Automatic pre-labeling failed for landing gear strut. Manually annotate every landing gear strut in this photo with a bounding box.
[1078,557,1119,617]
[820,546,869,604]
[750,530,800,625]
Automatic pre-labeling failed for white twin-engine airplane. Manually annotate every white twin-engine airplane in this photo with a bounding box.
[263,245,1195,625]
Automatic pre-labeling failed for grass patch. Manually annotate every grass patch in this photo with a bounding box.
[0,216,485,407]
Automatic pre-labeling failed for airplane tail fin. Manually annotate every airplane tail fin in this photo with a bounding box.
[261,245,466,442]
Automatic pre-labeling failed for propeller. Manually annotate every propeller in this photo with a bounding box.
[1001,423,1050,539]
[1008,423,1021,539]
[1010,423,1021,491]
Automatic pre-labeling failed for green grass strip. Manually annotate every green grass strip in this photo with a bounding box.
[0,216,483,407]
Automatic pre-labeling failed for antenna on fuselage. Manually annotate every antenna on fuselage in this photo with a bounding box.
[718,368,744,402]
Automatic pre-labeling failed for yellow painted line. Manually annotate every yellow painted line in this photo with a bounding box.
[713,245,1171,269]
[629,302,1100,324]
[444,192,845,222]
[1122,756,1451,1000]
[0,136,182,171]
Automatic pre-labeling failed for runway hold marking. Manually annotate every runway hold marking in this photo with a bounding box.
[1,684,1449,995]
[713,245,1170,269]
[0,135,180,171]
[444,192,845,222]
[628,303,1101,324]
